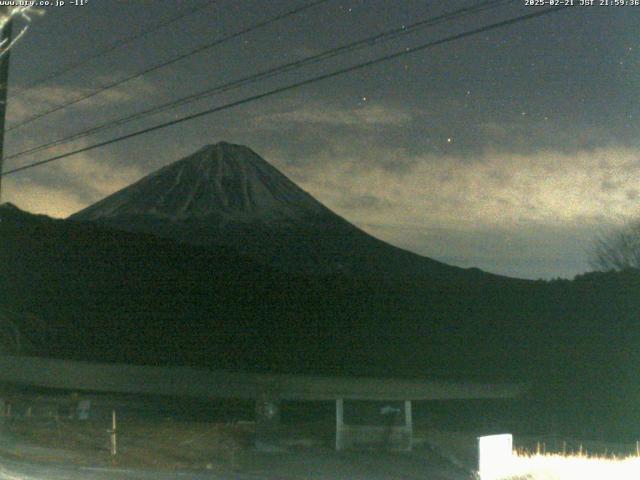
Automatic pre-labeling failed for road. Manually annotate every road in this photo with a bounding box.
[0,449,472,480]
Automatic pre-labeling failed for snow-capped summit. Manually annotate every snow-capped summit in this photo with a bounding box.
[72,142,328,223]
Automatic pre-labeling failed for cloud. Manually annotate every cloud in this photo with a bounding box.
[2,140,144,218]
[274,144,640,278]
[288,145,640,229]
[252,102,414,128]
[2,179,85,218]
[7,76,161,125]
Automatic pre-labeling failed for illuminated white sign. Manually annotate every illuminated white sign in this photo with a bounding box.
[478,433,514,480]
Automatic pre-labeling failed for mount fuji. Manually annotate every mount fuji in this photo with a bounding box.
[72,142,329,224]
[70,142,481,280]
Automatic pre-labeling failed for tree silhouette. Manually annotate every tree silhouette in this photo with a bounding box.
[591,220,640,271]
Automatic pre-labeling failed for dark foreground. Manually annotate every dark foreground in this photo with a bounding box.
[0,416,473,480]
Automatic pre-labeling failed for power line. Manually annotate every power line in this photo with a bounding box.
[0,6,571,179]
[5,0,513,162]
[6,0,332,132]
[14,0,217,94]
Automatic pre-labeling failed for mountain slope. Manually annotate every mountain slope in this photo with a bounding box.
[2,203,548,378]
[70,142,482,280]
[1,203,348,371]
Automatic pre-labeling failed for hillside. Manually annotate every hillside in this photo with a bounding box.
[2,202,547,378]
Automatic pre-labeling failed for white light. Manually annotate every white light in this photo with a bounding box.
[478,434,514,480]
[477,433,640,480]
[508,453,640,480]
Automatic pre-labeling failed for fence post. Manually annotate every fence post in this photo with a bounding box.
[404,400,413,451]
[109,410,117,458]
[335,398,344,451]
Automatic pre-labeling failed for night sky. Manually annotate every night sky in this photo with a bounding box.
[2,0,638,279]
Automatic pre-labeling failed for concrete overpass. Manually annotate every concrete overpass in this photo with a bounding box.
[0,355,525,451]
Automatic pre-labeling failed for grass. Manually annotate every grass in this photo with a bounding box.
[488,451,640,480]
[2,416,250,471]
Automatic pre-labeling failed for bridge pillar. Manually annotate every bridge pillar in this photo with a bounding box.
[335,398,413,451]
[404,400,413,450]
[336,398,345,450]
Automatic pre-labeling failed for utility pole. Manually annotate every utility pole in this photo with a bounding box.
[0,7,13,202]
